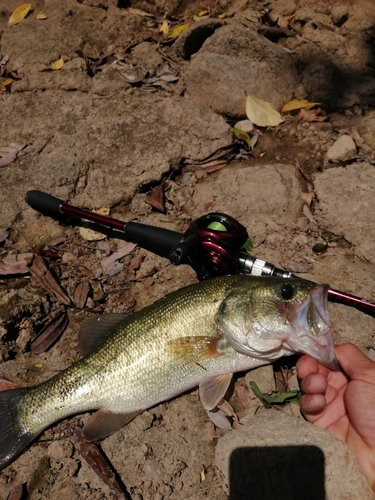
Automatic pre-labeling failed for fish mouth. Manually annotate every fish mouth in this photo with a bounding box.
[287,284,340,370]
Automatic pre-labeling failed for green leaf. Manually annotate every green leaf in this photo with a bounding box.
[242,238,253,252]
[232,127,252,150]
[250,381,301,408]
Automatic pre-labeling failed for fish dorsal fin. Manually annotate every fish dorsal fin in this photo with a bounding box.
[78,313,129,356]
[83,408,140,441]
[199,373,232,410]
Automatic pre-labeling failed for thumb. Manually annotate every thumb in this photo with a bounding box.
[335,343,375,383]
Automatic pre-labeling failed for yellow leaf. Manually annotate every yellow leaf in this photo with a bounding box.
[159,20,169,35]
[95,207,110,216]
[217,12,227,19]
[51,57,64,70]
[8,3,32,26]
[282,99,320,113]
[79,208,110,241]
[193,15,209,22]
[245,94,282,127]
[198,9,209,16]
[167,23,189,39]
[1,78,14,87]
[36,12,47,20]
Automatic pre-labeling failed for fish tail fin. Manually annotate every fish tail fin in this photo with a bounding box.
[0,387,38,471]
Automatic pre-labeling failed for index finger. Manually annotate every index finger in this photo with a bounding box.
[296,354,331,379]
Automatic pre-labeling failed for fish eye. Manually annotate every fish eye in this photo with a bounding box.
[277,282,295,301]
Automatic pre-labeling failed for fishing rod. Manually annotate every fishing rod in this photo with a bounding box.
[25,190,375,316]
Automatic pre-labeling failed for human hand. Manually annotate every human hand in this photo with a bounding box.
[297,343,375,490]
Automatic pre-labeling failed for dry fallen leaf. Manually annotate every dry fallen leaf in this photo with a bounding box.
[79,207,110,241]
[73,281,90,309]
[0,142,26,168]
[0,377,22,391]
[299,107,327,122]
[101,243,137,276]
[145,184,165,213]
[1,78,14,88]
[51,56,64,70]
[5,483,23,500]
[29,254,71,305]
[282,99,320,113]
[0,253,33,275]
[67,427,126,499]
[193,14,209,22]
[167,23,190,39]
[245,93,283,127]
[159,20,170,35]
[30,311,69,354]
[301,191,313,207]
[127,7,154,17]
[36,12,47,20]
[8,3,31,26]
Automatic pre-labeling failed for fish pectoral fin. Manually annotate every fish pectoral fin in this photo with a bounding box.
[167,336,222,364]
[79,313,130,356]
[199,373,232,411]
[83,408,140,441]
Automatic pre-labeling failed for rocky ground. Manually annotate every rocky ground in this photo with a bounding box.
[1,0,375,498]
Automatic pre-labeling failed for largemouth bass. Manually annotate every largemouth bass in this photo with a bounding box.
[0,275,338,470]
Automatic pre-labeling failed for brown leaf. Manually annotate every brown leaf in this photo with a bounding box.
[203,200,215,213]
[0,143,26,167]
[67,427,128,500]
[73,281,90,309]
[0,253,33,275]
[299,107,327,122]
[0,151,17,167]
[301,191,313,207]
[128,253,144,277]
[30,311,69,354]
[127,7,155,17]
[29,254,71,305]
[193,160,229,178]
[33,248,60,259]
[7,483,24,500]
[145,184,165,213]
[101,243,137,276]
[74,265,95,277]
[0,377,22,392]
[196,143,237,165]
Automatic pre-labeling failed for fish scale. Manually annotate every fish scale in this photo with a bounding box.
[0,275,338,471]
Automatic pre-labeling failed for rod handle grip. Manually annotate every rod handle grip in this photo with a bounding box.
[26,190,64,215]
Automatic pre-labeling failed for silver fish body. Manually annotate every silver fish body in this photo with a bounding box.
[0,275,337,470]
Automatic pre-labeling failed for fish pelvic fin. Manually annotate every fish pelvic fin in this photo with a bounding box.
[0,387,38,471]
[199,373,232,410]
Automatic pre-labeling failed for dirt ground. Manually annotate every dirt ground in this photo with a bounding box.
[1,0,375,498]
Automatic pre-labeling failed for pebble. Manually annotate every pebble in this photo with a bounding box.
[61,252,78,264]
[325,134,356,162]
